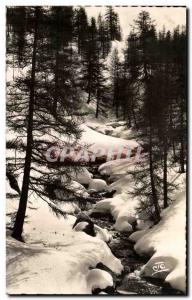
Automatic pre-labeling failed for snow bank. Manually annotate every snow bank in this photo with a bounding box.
[6,191,123,294]
[81,124,138,149]
[7,231,122,294]
[86,119,137,140]
[130,191,186,293]
[80,124,138,161]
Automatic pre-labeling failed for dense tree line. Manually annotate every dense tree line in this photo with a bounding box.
[116,11,186,222]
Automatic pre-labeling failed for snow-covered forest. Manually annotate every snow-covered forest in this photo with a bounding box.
[6,6,187,295]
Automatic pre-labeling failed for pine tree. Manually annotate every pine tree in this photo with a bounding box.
[82,17,99,104]
[130,11,161,222]
[8,7,40,240]
[97,13,109,59]
[105,7,121,41]
[73,7,88,56]
[124,32,141,127]
[48,7,74,117]
[172,27,187,173]
[109,48,121,117]
[95,58,107,118]
[7,7,82,240]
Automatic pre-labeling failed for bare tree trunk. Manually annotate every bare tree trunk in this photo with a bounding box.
[87,74,92,104]
[12,7,39,241]
[95,85,100,118]
[131,96,137,128]
[87,90,91,104]
[169,102,176,161]
[180,100,185,173]
[163,139,168,208]
[53,50,59,117]
[149,128,161,223]
[115,102,119,118]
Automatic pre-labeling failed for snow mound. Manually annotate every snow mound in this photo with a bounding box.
[130,191,186,293]
[70,167,93,185]
[94,224,112,242]
[129,229,150,243]
[99,159,141,182]
[108,175,134,195]
[92,192,139,233]
[57,179,89,198]
[87,269,113,292]
[88,178,107,192]
[99,159,135,176]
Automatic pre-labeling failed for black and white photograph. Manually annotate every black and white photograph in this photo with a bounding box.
[5,4,187,295]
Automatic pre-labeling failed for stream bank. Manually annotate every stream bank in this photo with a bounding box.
[82,164,184,295]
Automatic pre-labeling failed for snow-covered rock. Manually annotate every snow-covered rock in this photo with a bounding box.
[88,179,107,192]
[136,219,154,231]
[93,192,139,233]
[99,159,134,176]
[114,219,133,232]
[73,221,91,232]
[99,159,140,183]
[106,121,126,128]
[94,224,112,243]
[73,220,112,243]
[108,175,134,195]
[92,198,113,215]
[87,269,113,292]
[70,167,93,185]
[129,230,150,243]
[56,180,89,199]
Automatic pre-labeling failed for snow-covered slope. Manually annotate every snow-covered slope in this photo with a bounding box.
[80,124,138,155]
[6,193,123,294]
[129,191,186,292]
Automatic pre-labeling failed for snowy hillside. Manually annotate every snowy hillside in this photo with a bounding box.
[130,191,186,292]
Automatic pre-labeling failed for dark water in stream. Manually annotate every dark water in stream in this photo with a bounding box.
[82,165,184,295]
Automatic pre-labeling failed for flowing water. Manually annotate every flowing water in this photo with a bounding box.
[82,164,183,295]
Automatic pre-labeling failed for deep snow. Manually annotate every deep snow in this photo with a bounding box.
[129,191,186,293]
[6,192,123,294]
